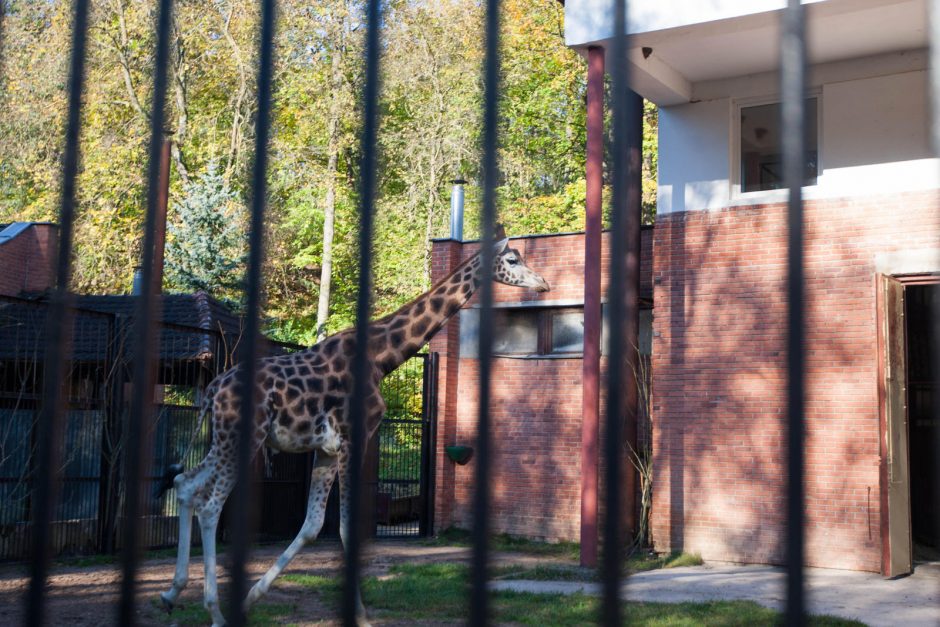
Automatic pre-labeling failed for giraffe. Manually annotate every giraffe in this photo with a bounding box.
[158,234,550,626]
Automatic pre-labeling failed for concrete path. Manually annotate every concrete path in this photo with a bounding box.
[491,564,940,626]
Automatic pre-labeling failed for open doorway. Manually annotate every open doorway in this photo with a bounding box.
[904,284,940,567]
[881,275,939,577]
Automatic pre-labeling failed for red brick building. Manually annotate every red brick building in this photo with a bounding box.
[429,0,939,577]
[430,229,652,542]
[0,222,57,297]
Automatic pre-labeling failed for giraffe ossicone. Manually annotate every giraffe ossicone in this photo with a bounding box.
[158,231,549,626]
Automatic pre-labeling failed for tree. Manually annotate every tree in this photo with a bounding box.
[380,0,482,293]
[0,0,658,343]
[164,165,246,304]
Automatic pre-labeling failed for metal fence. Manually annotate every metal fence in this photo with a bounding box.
[8,0,895,625]
[0,294,305,559]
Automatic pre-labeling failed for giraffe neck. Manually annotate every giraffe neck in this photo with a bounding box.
[372,253,484,374]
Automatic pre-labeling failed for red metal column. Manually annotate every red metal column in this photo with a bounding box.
[581,45,604,568]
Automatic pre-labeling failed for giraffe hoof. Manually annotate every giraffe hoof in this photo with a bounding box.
[160,592,174,614]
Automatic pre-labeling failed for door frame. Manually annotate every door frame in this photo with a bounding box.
[876,272,940,576]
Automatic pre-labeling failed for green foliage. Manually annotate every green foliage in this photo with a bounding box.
[0,0,659,341]
[164,165,247,305]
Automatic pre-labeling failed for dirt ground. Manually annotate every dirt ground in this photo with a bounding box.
[0,540,571,626]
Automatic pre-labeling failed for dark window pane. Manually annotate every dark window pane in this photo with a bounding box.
[551,311,584,353]
[493,310,538,354]
[741,98,818,192]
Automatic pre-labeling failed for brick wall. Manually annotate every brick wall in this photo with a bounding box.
[0,223,57,297]
[430,229,652,541]
[651,190,940,573]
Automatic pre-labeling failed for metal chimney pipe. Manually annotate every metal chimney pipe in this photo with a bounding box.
[450,179,467,241]
[131,267,144,295]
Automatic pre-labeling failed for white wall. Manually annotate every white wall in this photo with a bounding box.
[657,68,938,214]
[565,0,824,47]
[658,99,731,214]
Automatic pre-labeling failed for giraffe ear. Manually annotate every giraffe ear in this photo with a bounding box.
[495,223,507,240]
[493,237,509,253]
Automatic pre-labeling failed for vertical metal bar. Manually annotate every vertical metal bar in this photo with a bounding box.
[623,88,643,540]
[580,45,604,569]
[426,352,439,536]
[470,0,501,624]
[25,0,89,621]
[419,354,430,536]
[118,0,174,622]
[228,0,276,624]
[781,0,806,623]
[603,0,629,623]
[344,0,382,622]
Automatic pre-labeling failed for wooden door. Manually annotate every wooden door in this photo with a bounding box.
[883,275,912,576]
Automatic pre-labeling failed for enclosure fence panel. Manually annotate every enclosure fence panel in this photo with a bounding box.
[0,296,310,561]
[12,0,863,623]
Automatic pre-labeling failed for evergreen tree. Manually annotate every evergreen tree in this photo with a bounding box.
[165,165,246,305]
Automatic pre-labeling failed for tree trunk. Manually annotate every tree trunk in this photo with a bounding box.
[315,44,343,342]
[423,168,439,291]
[171,21,190,184]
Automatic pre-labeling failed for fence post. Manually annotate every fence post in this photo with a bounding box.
[419,353,436,537]
[97,314,124,554]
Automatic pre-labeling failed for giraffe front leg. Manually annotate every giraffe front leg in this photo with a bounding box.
[244,453,338,610]
[197,503,228,627]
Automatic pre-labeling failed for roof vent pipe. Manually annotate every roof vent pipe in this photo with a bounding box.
[132,267,144,295]
[449,179,467,242]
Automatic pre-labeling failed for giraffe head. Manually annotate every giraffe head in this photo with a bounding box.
[492,237,551,292]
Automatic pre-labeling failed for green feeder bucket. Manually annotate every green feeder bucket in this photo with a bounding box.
[445,445,473,465]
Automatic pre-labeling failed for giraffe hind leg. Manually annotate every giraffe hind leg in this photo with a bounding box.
[160,462,212,612]
[196,467,236,627]
[244,452,338,610]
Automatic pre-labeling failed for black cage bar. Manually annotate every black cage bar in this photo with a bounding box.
[12,0,838,623]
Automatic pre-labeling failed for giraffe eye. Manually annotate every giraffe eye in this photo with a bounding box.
[507,258,519,265]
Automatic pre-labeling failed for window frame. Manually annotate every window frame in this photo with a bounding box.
[491,306,584,357]
[731,91,822,199]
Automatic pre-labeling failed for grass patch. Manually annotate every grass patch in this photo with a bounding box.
[494,564,597,582]
[286,562,864,626]
[425,527,580,560]
[627,550,704,572]
[491,551,705,583]
[149,598,295,626]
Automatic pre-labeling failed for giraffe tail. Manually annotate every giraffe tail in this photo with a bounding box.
[153,463,186,499]
[153,378,217,499]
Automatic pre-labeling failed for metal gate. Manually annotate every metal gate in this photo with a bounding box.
[373,353,437,538]
[251,353,437,542]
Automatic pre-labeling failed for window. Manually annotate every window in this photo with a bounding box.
[739,98,818,192]
[492,309,540,354]
[550,311,584,353]
[492,307,583,356]
[459,306,653,358]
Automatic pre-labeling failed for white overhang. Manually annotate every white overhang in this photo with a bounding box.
[565,0,928,105]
